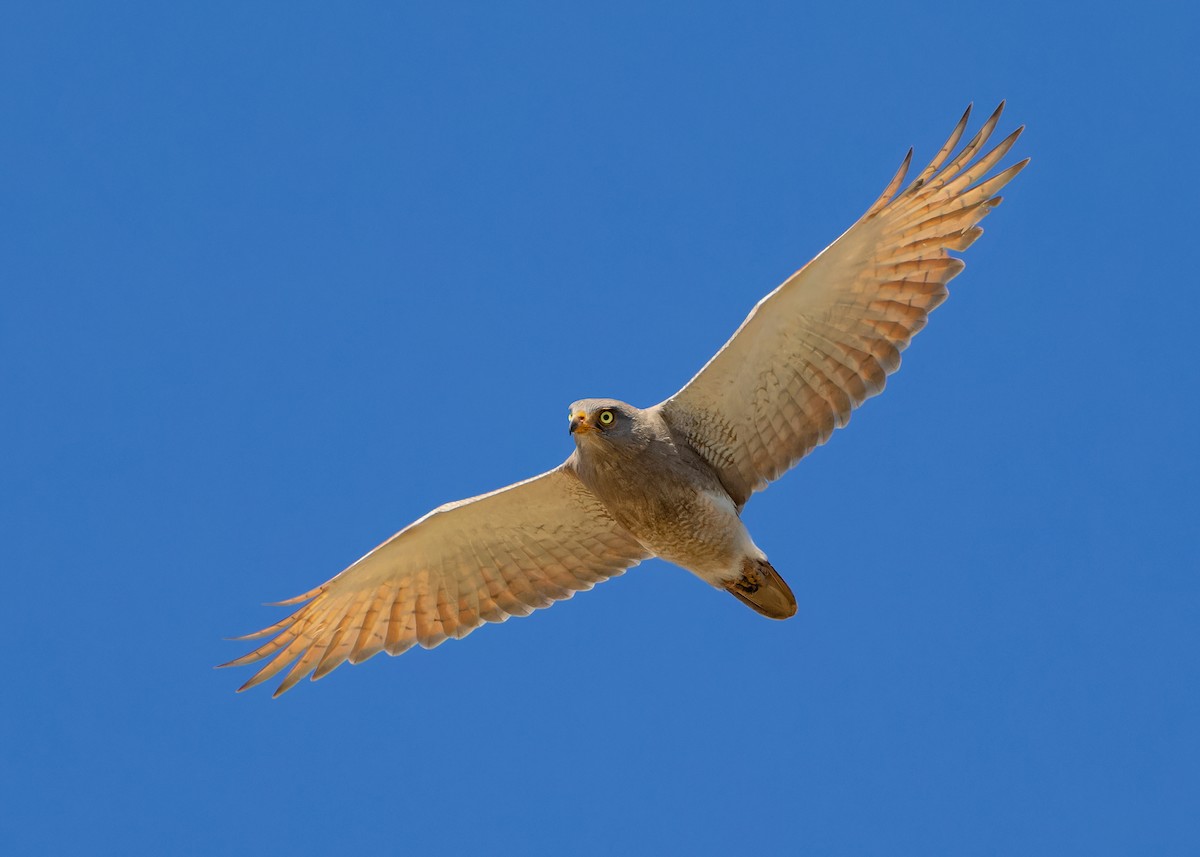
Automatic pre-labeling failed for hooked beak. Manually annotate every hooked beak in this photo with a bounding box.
[568,412,590,436]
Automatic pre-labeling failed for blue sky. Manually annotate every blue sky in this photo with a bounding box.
[2,2,1196,854]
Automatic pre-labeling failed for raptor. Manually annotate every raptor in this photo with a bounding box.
[223,103,1027,696]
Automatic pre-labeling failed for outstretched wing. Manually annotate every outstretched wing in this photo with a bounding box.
[658,103,1028,506]
[221,464,649,696]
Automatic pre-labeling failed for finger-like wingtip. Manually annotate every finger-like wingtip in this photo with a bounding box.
[911,104,974,189]
[866,147,914,217]
[224,611,298,642]
[235,658,286,693]
[1001,157,1032,184]
[216,653,255,669]
[224,631,265,642]
[216,650,259,668]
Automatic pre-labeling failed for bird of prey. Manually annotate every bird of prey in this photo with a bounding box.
[223,103,1027,696]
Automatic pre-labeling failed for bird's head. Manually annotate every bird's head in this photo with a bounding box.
[567,399,641,449]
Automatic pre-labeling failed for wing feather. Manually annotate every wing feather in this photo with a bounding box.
[659,103,1027,505]
[221,465,649,695]
[908,104,971,189]
[385,587,418,656]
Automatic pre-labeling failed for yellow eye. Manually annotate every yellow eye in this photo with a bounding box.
[598,410,615,426]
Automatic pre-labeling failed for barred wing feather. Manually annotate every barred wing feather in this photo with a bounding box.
[660,103,1027,506]
[221,466,649,696]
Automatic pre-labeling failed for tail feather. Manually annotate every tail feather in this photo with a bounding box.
[725,558,797,620]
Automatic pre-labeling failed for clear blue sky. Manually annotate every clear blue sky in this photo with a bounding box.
[2,3,1196,855]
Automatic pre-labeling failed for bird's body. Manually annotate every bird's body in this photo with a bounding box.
[224,102,1029,695]
[566,399,764,589]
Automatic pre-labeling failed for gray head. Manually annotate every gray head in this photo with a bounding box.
[567,398,644,449]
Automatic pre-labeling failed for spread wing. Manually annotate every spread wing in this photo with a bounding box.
[221,465,649,696]
[658,102,1028,506]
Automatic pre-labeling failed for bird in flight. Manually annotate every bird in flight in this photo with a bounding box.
[223,103,1027,696]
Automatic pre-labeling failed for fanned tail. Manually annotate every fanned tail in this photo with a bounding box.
[725,558,797,620]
